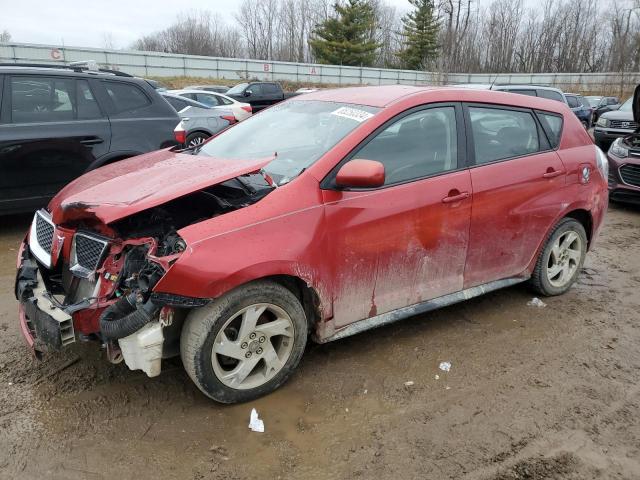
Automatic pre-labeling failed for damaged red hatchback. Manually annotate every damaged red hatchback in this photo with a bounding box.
[16,86,608,403]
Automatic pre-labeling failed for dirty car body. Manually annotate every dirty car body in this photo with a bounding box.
[16,86,608,403]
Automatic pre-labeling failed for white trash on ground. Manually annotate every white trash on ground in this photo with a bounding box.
[527,297,547,308]
[439,361,452,372]
[248,408,264,433]
[404,381,414,386]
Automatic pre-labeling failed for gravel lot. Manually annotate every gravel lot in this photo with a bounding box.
[1,204,639,480]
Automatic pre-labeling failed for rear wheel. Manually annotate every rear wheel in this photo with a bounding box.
[530,218,587,296]
[180,281,307,403]
[185,132,210,148]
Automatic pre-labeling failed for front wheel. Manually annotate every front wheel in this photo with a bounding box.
[530,218,587,296]
[180,281,308,403]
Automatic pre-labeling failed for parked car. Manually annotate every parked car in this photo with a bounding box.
[225,81,300,111]
[588,96,620,123]
[593,96,635,150]
[161,92,235,147]
[456,84,568,104]
[183,85,229,94]
[16,86,607,403]
[605,86,640,204]
[564,93,593,128]
[169,89,252,121]
[492,85,568,104]
[0,64,180,215]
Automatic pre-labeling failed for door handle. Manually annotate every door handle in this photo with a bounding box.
[442,191,470,204]
[79,137,104,146]
[542,168,564,179]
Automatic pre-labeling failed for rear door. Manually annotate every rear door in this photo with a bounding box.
[0,74,110,213]
[462,104,566,288]
[322,103,472,328]
[95,79,179,156]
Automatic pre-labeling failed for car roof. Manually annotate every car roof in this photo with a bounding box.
[0,64,136,80]
[296,84,568,113]
[161,92,211,108]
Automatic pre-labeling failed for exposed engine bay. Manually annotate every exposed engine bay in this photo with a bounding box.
[16,173,273,376]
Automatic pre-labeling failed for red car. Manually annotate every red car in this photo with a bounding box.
[16,86,608,403]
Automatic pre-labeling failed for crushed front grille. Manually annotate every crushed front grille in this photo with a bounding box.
[70,233,108,278]
[35,212,54,253]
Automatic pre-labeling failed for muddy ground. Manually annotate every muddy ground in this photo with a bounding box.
[1,205,639,480]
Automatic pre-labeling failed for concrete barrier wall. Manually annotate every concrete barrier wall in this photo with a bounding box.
[1,42,638,93]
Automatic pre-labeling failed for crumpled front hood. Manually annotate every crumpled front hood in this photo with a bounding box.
[49,149,270,225]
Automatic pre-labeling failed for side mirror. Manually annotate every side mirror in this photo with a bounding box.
[244,90,252,97]
[335,159,385,188]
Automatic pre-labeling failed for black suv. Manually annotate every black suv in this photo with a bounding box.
[0,64,180,215]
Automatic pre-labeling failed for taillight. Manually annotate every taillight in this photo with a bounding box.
[174,124,186,144]
[241,105,252,113]
[221,115,237,124]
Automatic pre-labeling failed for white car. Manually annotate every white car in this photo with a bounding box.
[169,89,253,121]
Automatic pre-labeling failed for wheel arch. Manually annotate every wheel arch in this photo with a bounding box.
[86,151,142,172]
[563,208,593,247]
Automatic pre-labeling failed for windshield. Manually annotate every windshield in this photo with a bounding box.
[227,83,248,95]
[585,96,602,107]
[619,97,632,112]
[197,100,380,184]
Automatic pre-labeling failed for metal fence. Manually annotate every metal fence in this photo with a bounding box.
[1,42,638,94]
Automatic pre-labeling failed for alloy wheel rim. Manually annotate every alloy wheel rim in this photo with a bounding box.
[546,230,582,288]
[188,136,205,147]
[211,303,295,390]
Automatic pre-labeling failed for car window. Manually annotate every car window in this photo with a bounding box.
[607,97,619,105]
[538,89,565,103]
[566,96,580,108]
[353,107,458,185]
[104,81,150,113]
[77,80,102,120]
[195,93,220,106]
[469,107,540,164]
[505,89,537,97]
[578,96,591,109]
[226,83,248,95]
[263,83,279,94]
[10,76,75,123]
[165,96,188,112]
[248,84,263,95]
[537,112,563,148]
[218,96,233,106]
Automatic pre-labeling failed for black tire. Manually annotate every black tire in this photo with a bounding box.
[185,132,210,148]
[180,280,307,403]
[530,218,587,296]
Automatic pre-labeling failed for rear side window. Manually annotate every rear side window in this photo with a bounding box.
[353,106,458,185]
[248,84,263,95]
[537,112,563,148]
[104,81,150,113]
[195,93,220,106]
[538,89,565,103]
[77,80,102,120]
[263,83,279,94]
[469,107,540,164]
[165,96,188,112]
[10,76,75,123]
[566,96,580,108]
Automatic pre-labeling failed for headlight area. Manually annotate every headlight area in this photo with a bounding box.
[97,232,190,377]
[609,137,629,158]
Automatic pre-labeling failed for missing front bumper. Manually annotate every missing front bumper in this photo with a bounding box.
[16,247,75,352]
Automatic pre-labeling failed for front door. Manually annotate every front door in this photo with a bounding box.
[322,104,473,328]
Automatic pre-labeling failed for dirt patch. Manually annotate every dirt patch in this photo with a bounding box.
[1,205,640,480]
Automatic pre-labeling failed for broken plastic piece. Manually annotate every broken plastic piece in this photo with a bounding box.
[404,380,414,386]
[248,408,264,433]
[439,361,452,372]
[527,297,547,308]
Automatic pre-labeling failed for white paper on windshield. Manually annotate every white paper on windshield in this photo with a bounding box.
[330,106,374,123]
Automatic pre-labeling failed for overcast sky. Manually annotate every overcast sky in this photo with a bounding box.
[1,0,546,49]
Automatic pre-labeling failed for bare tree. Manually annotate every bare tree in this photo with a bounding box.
[0,30,11,43]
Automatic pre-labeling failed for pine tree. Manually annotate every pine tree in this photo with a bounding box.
[398,0,439,70]
[309,0,380,67]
